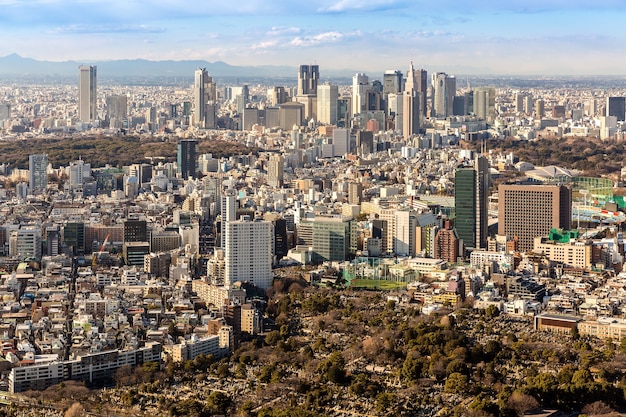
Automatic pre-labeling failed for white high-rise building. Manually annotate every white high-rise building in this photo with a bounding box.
[225,216,273,289]
[67,159,91,186]
[78,65,97,123]
[317,83,338,125]
[9,225,42,260]
[220,190,237,248]
[352,73,369,116]
[432,72,455,118]
[394,209,418,257]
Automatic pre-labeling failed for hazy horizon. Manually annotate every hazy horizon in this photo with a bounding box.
[1,0,626,76]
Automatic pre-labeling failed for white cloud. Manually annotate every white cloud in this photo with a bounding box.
[49,24,166,34]
[251,40,280,50]
[266,26,301,36]
[318,0,404,12]
[289,31,346,46]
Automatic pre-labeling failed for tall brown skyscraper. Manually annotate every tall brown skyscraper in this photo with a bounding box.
[498,184,572,253]
[403,60,421,139]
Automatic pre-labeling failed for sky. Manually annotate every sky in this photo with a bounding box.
[1,0,626,75]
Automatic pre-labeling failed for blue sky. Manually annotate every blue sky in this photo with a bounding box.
[1,0,625,75]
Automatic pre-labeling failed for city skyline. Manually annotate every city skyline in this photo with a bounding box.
[1,1,626,75]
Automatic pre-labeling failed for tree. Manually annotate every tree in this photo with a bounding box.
[375,392,397,415]
[401,355,423,382]
[444,372,468,394]
[316,352,346,384]
[582,401,615,416]
[206,391,232,415]
[64,403,85,417]
[507,391,539,417]
[485,305,500,319]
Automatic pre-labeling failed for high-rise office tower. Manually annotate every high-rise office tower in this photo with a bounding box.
[383,70,403,96]
[291,125,303,149]
[267,155,284,188]
[78,65,97,123]
[348,182,363,205]
[455,156,489,251]
[297,65,319,96]
[29,154,48,195]
[387,93,402,129]
[106,95,128,122]
[268,86,289,106]
[356,130,374,155]
[524,96,534,114]
[498,184,572,253]
[445,76,456,116]
[63,222,85,256]
[606,96,626,122]
[124,219,147,243]
[332,128,350,156]
[414,68,428,117]
[9,226,42,260]
[194,68,217,128]
[473,87,496,122]
[433,72,448,118]
[0,103,10,120]
[177,139,199,180]
[452,96,466,116]
[536,99,545,119]
[403,61,421,140]
[225,215,273,289]
[317,83,338,125]
[67,159,91,186]
[352,73,369,116]
[515,93,525,113]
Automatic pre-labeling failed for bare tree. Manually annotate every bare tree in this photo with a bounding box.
[507,391,539,417]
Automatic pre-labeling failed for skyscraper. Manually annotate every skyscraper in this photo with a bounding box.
[0,103,10,121]
[383,70,403,96]
[473,87,496,122]
[106,95,128,125]
[177,139,199,180]
[498,184,572,253]
[194,68,217,128]
[267,155,284,188]
[225,216,273,289]
[29,154,48,195]
[606,96,626,122]
[455,156,489,251]
[352,73,369,116]
[297,65,319,96]
[414,68,428,117]
[268,86,289,106]
[220,189,237,248]
[332,128,350,156]
[348,182,363,205]
[317,83,338,125]
[433,72,455,118]
[402,61,421,140]
[78,65,97,123]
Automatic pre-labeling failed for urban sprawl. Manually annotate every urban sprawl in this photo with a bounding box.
[0,62,625,415]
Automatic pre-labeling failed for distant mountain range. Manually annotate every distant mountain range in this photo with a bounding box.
[0,53,296,79]
[0,54,358,80]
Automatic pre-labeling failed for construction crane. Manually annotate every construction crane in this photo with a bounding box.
[92,234,111,269]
